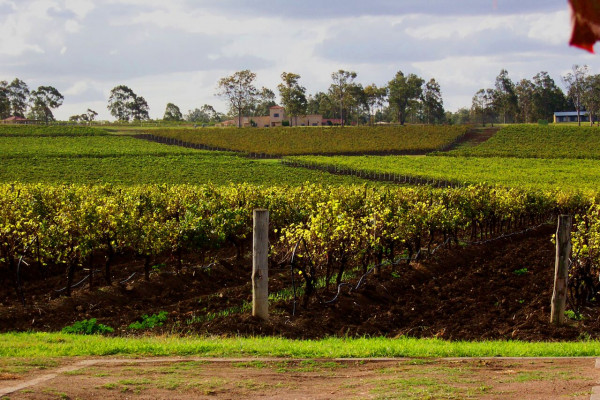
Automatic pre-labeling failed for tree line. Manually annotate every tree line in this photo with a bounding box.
[214,69,445,127]
[458,66,599,127]
[0,79,65,123]
[4,67,592,126]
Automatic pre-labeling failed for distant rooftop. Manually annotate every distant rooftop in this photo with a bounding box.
[554,111,589,117]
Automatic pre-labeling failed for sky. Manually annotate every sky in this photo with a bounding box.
[0,0,597,121]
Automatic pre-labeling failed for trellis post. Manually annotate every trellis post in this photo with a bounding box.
[252,209,269,320]
[551,215,572,325]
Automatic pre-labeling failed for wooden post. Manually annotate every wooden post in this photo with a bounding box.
[252,209,269,320]
[551,215,572,325]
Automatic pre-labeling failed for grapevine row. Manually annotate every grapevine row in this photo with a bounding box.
[141,125,468,156]
[1,183,591,306]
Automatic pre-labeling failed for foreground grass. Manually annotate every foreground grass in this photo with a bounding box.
[2,333,600,358]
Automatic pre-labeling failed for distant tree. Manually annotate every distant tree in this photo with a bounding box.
[583,74,600,126]
[7,78,29,117]
[422,79,445,124]
[70,109,98,124]
[202,104,221,121]
[216,69,258,128]
[347,83,366,125]
[472,89,496,126]
[108,85,135,122]
[250,87,277,117]
[563,64,590,126]
[0,81,10,119]
[278,72,308,126]
[515,79,535,123]
[329,70,357,127]
[163,103,183,121]
[83,109,98,123]
[131,96,149,121]
[307,92,336,118]
[107,85,149,122]
[532,72,567,122]
[29,86,64,123]
[493,69,518,124]
[185,108,205,123]
[446,108,472,125]
[364,84,387,126]
[388,71,424,125]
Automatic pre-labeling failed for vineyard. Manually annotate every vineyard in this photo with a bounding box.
[2,183,600,339]
[140,125,468,156]
[1,125,600,341]
[0,125,106,137]
[0,135,366,186]
[445,124,600,159]
[286,155,600,192]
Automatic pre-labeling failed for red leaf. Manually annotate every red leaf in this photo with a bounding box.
[569,0,600,53]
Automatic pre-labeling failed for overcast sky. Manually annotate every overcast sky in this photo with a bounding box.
[0,0,596,120]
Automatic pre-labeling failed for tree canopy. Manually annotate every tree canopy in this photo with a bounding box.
[28,86,64,123]
[216,69,258,128]
[107,85,149,122]
[163,103,183,121]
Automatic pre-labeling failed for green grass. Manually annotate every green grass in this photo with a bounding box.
[288,154,600,192]
[0,125,106,136]
[143,125,468,156]
[0,156,371,185]
[2,333,600,358]
[0,134,372,186]
[446,124,600,159]
[0,136,198,158]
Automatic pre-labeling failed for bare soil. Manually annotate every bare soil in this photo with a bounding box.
[1,224,600,340]
[0,357,596,399]
[444,127,499,151]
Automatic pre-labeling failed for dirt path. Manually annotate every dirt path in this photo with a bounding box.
[0,357,598,399]
[441,127,499,152]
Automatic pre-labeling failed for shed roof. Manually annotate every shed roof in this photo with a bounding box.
[554,111,589,117]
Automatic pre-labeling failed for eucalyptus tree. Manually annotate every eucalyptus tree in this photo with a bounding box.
[307,92,335,118]
[532,72,567,122]
[131,96,149,121]
[216,69,258,128]
[82,109,98,123]
[278,72,307,126]
[107,85,149,122]
[251,87,277,117]
[472,88,495,126]
[329,70,357,127]
[388,71,424,125]
[163,103,183,121]
[494,69,518,124]
[0,81,10,119]
[583,74,600,126]
[563,64,590,126]
[364,84,382,125]
[515,79,535,123]
[185,104,222,123]
[7,78,29,117]
[29,86,64,123]
[422,79,444,124]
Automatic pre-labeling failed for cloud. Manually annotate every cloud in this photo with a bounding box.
[200,0,564,19]
[315,12,569,64]
[0,4,273,81]
[0,0,585,120]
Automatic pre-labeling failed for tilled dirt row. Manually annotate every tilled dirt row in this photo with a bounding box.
[1,224,599,340]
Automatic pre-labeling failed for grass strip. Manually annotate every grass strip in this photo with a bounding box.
[1,333,600,358]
